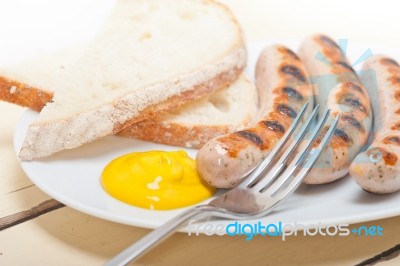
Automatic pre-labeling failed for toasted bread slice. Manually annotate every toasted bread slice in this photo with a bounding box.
[10,0,246,160]
[119,75,259,148]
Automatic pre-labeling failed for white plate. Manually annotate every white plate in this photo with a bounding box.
[13,41,400,231]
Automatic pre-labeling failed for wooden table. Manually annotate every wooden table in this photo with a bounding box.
[1,1,400,265]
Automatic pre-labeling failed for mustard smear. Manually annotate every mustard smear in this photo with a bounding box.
[101,150,215,210]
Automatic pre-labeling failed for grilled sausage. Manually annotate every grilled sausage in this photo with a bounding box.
[196,44,314,188]
[349,55,400,193]
[298,34,372,184]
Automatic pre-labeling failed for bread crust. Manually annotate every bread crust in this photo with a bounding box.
[118,118,233,149]
[0,77,52,111]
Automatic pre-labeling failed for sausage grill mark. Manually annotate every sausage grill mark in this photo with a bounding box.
[394,91,400,101]
[281,65,306,82]
[391,122,400,130]
[383,151,398,166]
[236,131,263,146]
[341,114,365,132]
[311,126,328,148]
[381,58,400,67]
[383,136,400,146]
[334,61,356,73]
[334,128,352,143]
[282,87,304,101]
[286,49,300,60]
[263,120,285,133]
[367,147,398,166]
[319,35,341,50]
[285,49,300,60]
[277,104,297,118]
[339,94,367,113]
[393,77,400,84]
[278,46,300,60]
[345,82,364,94]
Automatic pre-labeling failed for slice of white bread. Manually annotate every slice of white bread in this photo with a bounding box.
[9,0,246,160]
[0,38,255,150]
[1,48,258,148]
[119,75,259,148]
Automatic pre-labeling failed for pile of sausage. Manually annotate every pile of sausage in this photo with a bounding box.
[196,34,400,194]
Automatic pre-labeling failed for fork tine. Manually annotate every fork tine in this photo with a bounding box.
[250,104,320,191]
[272,112,341,200]
[239,103,310,188]
[263,108,333,194]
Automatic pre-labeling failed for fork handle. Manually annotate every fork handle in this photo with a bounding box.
[105,205,216,266]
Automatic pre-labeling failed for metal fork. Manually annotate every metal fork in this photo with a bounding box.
[106,103,340,266]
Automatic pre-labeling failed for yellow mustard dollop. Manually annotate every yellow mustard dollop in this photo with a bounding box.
[101,150,215,210]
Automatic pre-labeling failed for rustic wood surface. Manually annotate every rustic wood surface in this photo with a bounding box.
[1,0,400,265]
